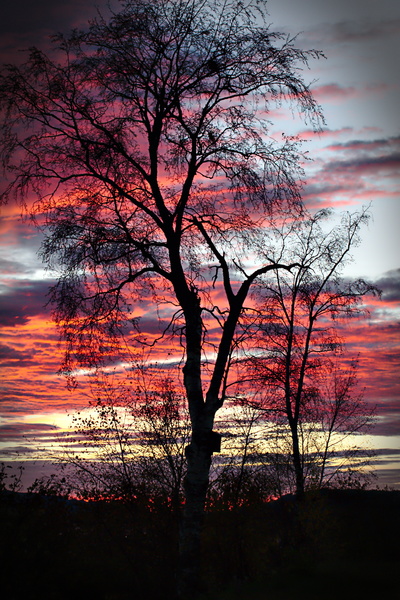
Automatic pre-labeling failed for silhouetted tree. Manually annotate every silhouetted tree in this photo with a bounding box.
[242,209,378,496]
[0,0,324,594]
[56,374,190,511]
[0,462,24,493]
[310,359,376,490]
[208,400,274,507]
[57,375,272,509]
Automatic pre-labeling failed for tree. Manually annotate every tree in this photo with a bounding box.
[208,399,275,507]
[249,360,377,497]
[49,371,272,510]
[242,209,378,496]
[0,462,24,494]
[0,0,324,594]
[55,374,190,512]
[308,359,376,490]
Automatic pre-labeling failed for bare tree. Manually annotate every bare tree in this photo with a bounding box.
[209,400,275,506]
[54,373,270,510]
[310,359,376,490]
[56,374,190,511]
[0,0,324,594]
[242,209,378,496]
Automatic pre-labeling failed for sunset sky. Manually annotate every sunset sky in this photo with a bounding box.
[0,0,399,488]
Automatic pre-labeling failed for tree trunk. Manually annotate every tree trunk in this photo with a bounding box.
[177,436,213,599]
[174,283,236,596]
[290,424,304,497]
[175,285,214,598]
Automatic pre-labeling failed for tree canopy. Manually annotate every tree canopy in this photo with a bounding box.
[1,0,323,374]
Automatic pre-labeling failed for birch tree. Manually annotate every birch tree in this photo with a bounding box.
[0,0,324,594]
[243,209,378,496]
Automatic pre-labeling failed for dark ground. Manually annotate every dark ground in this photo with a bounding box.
[1,488,399,599]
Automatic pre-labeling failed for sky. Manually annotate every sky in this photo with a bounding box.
[0,0,399,488]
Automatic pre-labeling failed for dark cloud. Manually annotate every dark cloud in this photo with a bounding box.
[371,419,400,437]
[373,468,400,488]
[0,1,118,63]
[373,447,400,457]
[0,445,37,456]
[0,343,34,366]
[321,152,400,176]
[373,269,400,302]
[304,135,400,203]
[0,279,53,326]
[0,387,65,403]
[374,398,400,414]
[303,182,354,197]
[1,0,94,35]
[137,316,174,336]
[302,17,400,47]
[0,421,59,441]
[326,18,400,44]
[327,136,400,153]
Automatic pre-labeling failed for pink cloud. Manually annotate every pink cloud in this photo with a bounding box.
[312,84,358,103]
[298,127,354,140]
[311,83,391,105]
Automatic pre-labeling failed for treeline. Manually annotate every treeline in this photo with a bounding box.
[12,369,376,510]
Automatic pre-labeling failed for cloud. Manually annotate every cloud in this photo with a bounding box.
[322,153,400,176]
[304,135,400,204]
[303,181,353,197]
[0,279,52,326]
[0,1,118,63]
[299,126,354,139]
[0,213,42,245]
[302,16,400,47]
[373,269,400,302]
[373,447,400,457]
[0,343,34,367]
[0,257,32,276]
[0,421,59,442]
[327,136,400,153]
[371,417,400,437]
[137,316,174,336]
[325,18,400,44]
[312,84,359,103]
